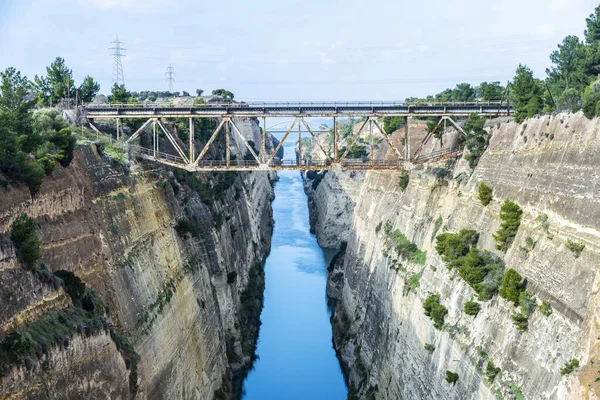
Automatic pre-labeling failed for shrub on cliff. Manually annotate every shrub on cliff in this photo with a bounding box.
[560,358,579,375]
[499,268,524,305]
[174,218,202,238]
[398,170,409,191]
[493,199,522,252]
[566,240,585,258]
[464,300,480,316]
[423,293,447,330]
[485,360,501,382]
[445,371,459,385]
[10,213,41,269]
[385,228,426,265]
[435,230,479,269]
[458,248,504,301]
[478,182,493,206]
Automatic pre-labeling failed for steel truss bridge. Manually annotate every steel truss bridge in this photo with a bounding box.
[84,101,511,171]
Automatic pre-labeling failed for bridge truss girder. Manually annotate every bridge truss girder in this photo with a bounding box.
[86,113,467,172]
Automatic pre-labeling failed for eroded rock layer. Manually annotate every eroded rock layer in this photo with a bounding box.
[305,113,600,400]
[0,118,275,399]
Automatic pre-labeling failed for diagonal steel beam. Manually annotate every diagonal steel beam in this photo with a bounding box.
[339,117,370,162]
[88,120,103,136]
[371,119,404,160]
[444,116,467,137]
[126,118,154,144]
[412,117,445,161]
[229,118,261,164]
[156,119,190,164]
[194,118,226,164]
[266,119,298,165]
[299,118,333,164]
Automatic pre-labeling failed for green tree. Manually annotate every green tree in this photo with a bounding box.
[493,199,523,252]
[10,214,41,268]
[511,65,545,123]
[477,82,504,101]
[452,83,476,101]
[78,76,100,103]
[45,57,75,105]
[463,113,488,169]
[212,89,234,101]
[32,75,52,106]
[478,182,493,206]
[585,5,600,44]
[0,67,33,135]
[498,268,523,305]
[582,80,600,118]
[111,84,131,103]
[546,36,587,94]
[382,116,405,134]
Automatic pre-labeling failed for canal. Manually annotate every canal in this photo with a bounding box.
[241,138,347,399]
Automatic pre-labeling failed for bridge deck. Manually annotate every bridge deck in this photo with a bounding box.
[85,101,511,118]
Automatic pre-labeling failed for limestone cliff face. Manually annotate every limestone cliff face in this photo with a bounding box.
[0,118,275,399]
[305,112,600,400]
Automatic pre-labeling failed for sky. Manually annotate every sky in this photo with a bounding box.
[0,0,598,101]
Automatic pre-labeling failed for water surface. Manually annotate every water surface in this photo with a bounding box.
[242,140,347,399]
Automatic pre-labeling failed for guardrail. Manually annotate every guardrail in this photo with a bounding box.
[84,100,509,109]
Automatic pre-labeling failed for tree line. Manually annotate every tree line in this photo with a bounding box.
[409,5,600,123]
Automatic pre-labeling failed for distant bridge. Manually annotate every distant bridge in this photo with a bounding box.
[84,101,511,171]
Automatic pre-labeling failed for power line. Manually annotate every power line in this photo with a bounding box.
[165,64,175,92]
[110,35,126,86]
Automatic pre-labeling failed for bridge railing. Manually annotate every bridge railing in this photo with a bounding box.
[84,100,510,110]
[413,146,463,163]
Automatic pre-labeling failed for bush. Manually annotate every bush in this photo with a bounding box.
[445,371,459,385]
[174,218,201,238]
[464,300,480,316]
[560,358,579,375]
[478,183,493,206]
[10,213,41,269]
[22,161,45,196]
[424,343,435,353]
[51,128,76,167]
[512,312,529,331]
[405,272,422,293]
[37,157,55,176]
[398,170,410,191]
[435,230,479,269]
[485,360,501,382]
[423,293,447,330]
[493,200,522,252]
[498,269,523,305]
[385,228,426,265]
[458,248,504,301]
[566,240,585,258]
[539,300,553,316]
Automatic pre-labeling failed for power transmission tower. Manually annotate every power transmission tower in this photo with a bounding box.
[110,35,126,86]
[166,64,175,93]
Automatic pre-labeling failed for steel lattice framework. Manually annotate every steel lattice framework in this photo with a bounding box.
[84,101,511,171]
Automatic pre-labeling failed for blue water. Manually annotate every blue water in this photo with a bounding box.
[241,140,347,399]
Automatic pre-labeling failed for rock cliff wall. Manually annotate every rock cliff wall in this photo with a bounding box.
[305,112,600,400]
[0,118,275,399]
